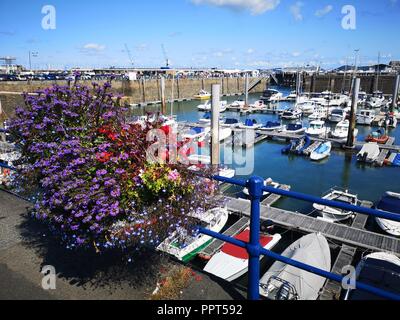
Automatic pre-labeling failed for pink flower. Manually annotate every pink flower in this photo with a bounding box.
[168,170,180,181]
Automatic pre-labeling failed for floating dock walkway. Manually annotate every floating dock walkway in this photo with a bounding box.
[225,197,400,256]
[375,137,395,167]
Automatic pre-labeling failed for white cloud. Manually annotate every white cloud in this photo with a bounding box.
[315,5,333,17]
[83,43,106,51]
[246,48,255,54]
[291,51,301,57]
[290,1,304,21]
[191,0,281,15]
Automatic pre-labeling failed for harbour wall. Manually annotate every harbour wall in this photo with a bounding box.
[276,73,399,94]
[0,77,268,118]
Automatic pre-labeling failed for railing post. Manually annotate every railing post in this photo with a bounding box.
[247,176,264,300]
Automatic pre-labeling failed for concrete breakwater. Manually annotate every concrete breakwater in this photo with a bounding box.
[0,77,268,118]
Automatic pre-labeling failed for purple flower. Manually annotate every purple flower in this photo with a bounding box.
[96,169,107,176]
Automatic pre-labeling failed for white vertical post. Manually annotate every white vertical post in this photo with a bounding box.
[244,74,249,107]
[160,76,166,115]
[211,84,220,167]
[346,78,360,148]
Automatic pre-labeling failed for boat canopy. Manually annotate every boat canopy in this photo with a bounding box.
[221,229,273,259]
[315,143,330,154]
[224,118,239,125]
[244,119,257,127]
[192,127,204,134]
[264,121,281,128]
[377,195,400,215]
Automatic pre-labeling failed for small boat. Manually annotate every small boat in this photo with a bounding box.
[357,110,375,125]
[284,91,297,101]
[280,108,302,120]
[310,141,332,161]
[218,167,236,179]
[328,109,346,123]
[366,91,385,109]
[296,100,317,115]
[260,121,284,132]
[344,252,400,300]
[365,128,389,144]
[281,135,311,155]
[188,154,211,165]
[230,100,245,108]
[203,228,282,281]
[197,100,227,112]
[308,107,329,121]
[156,207,229,262]
[261,89,283,103]
[281,122,306,134]
[182,126,210,140]
[250,100,266,109]
[194,89,211,100]
[357,142,380,163]
[259,233,331,300]
[313,188,359,222]
[198,113,224,124]
[375,192,400,237]
[387,152,400,167]
[305,120,331,137]
[242,177,280,197]
[188,161,235,179]
[238,119,262,130]
[384,113,398,128]
[221,118,239,128]
[197,100,211,111]
[330,120,358,141]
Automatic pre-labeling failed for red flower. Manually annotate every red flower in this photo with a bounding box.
[96,152,113,163]
[107,132,118,141]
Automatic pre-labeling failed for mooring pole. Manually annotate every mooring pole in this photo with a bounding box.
[160,76,166,115]
[345,78,360,149]
[391,74,400,112]
[247,176,264,300]
[244,74,249,107]
[211,84,220,168]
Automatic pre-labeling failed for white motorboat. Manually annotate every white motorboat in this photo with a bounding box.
[188,161,235,179]
[344,252,400,300]
[328,109,346,123]
[296,100,318,115]
[383,113,398,128]
[204,228,282,282]
[284,91,297,101]
[250,100,266,109]
[221,118,240,128]
[261,89,283,103]
[310,141,332,161]
[305,120,331,137]
[357,110,375,125]
[357,143,380,163]
[230,100,245,108]
[280,108,302,120]
[366,92,385,109]
[308,107,329,120]
[331,120,359,141]
[218,167,236,179]
[197,100,211,111]
[198,113,225,124]
[313,188,359,222]
[182,126,211,140]
[329,94,351,107]
[260,121,284,132]
[281,122,306,134]
[238,119,262,130]
[156,207,229,262]
[197,100,227,112]
[375,192,400,237]
[259,233,331,300]
[242,178,280,197]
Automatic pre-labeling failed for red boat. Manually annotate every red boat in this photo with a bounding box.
[365,129,390,144]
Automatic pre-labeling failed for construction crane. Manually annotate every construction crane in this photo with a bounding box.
[161,44,170,69]
[124,44,134,67]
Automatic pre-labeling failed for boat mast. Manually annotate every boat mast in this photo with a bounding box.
[375,52,381,93]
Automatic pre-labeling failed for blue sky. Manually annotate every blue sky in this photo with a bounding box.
[0,0,399,70]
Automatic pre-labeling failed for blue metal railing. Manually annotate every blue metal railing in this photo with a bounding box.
[199,175,400,301]
[1,160,399,300]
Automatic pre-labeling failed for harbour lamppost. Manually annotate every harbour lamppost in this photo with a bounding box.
[29,51,38,70]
